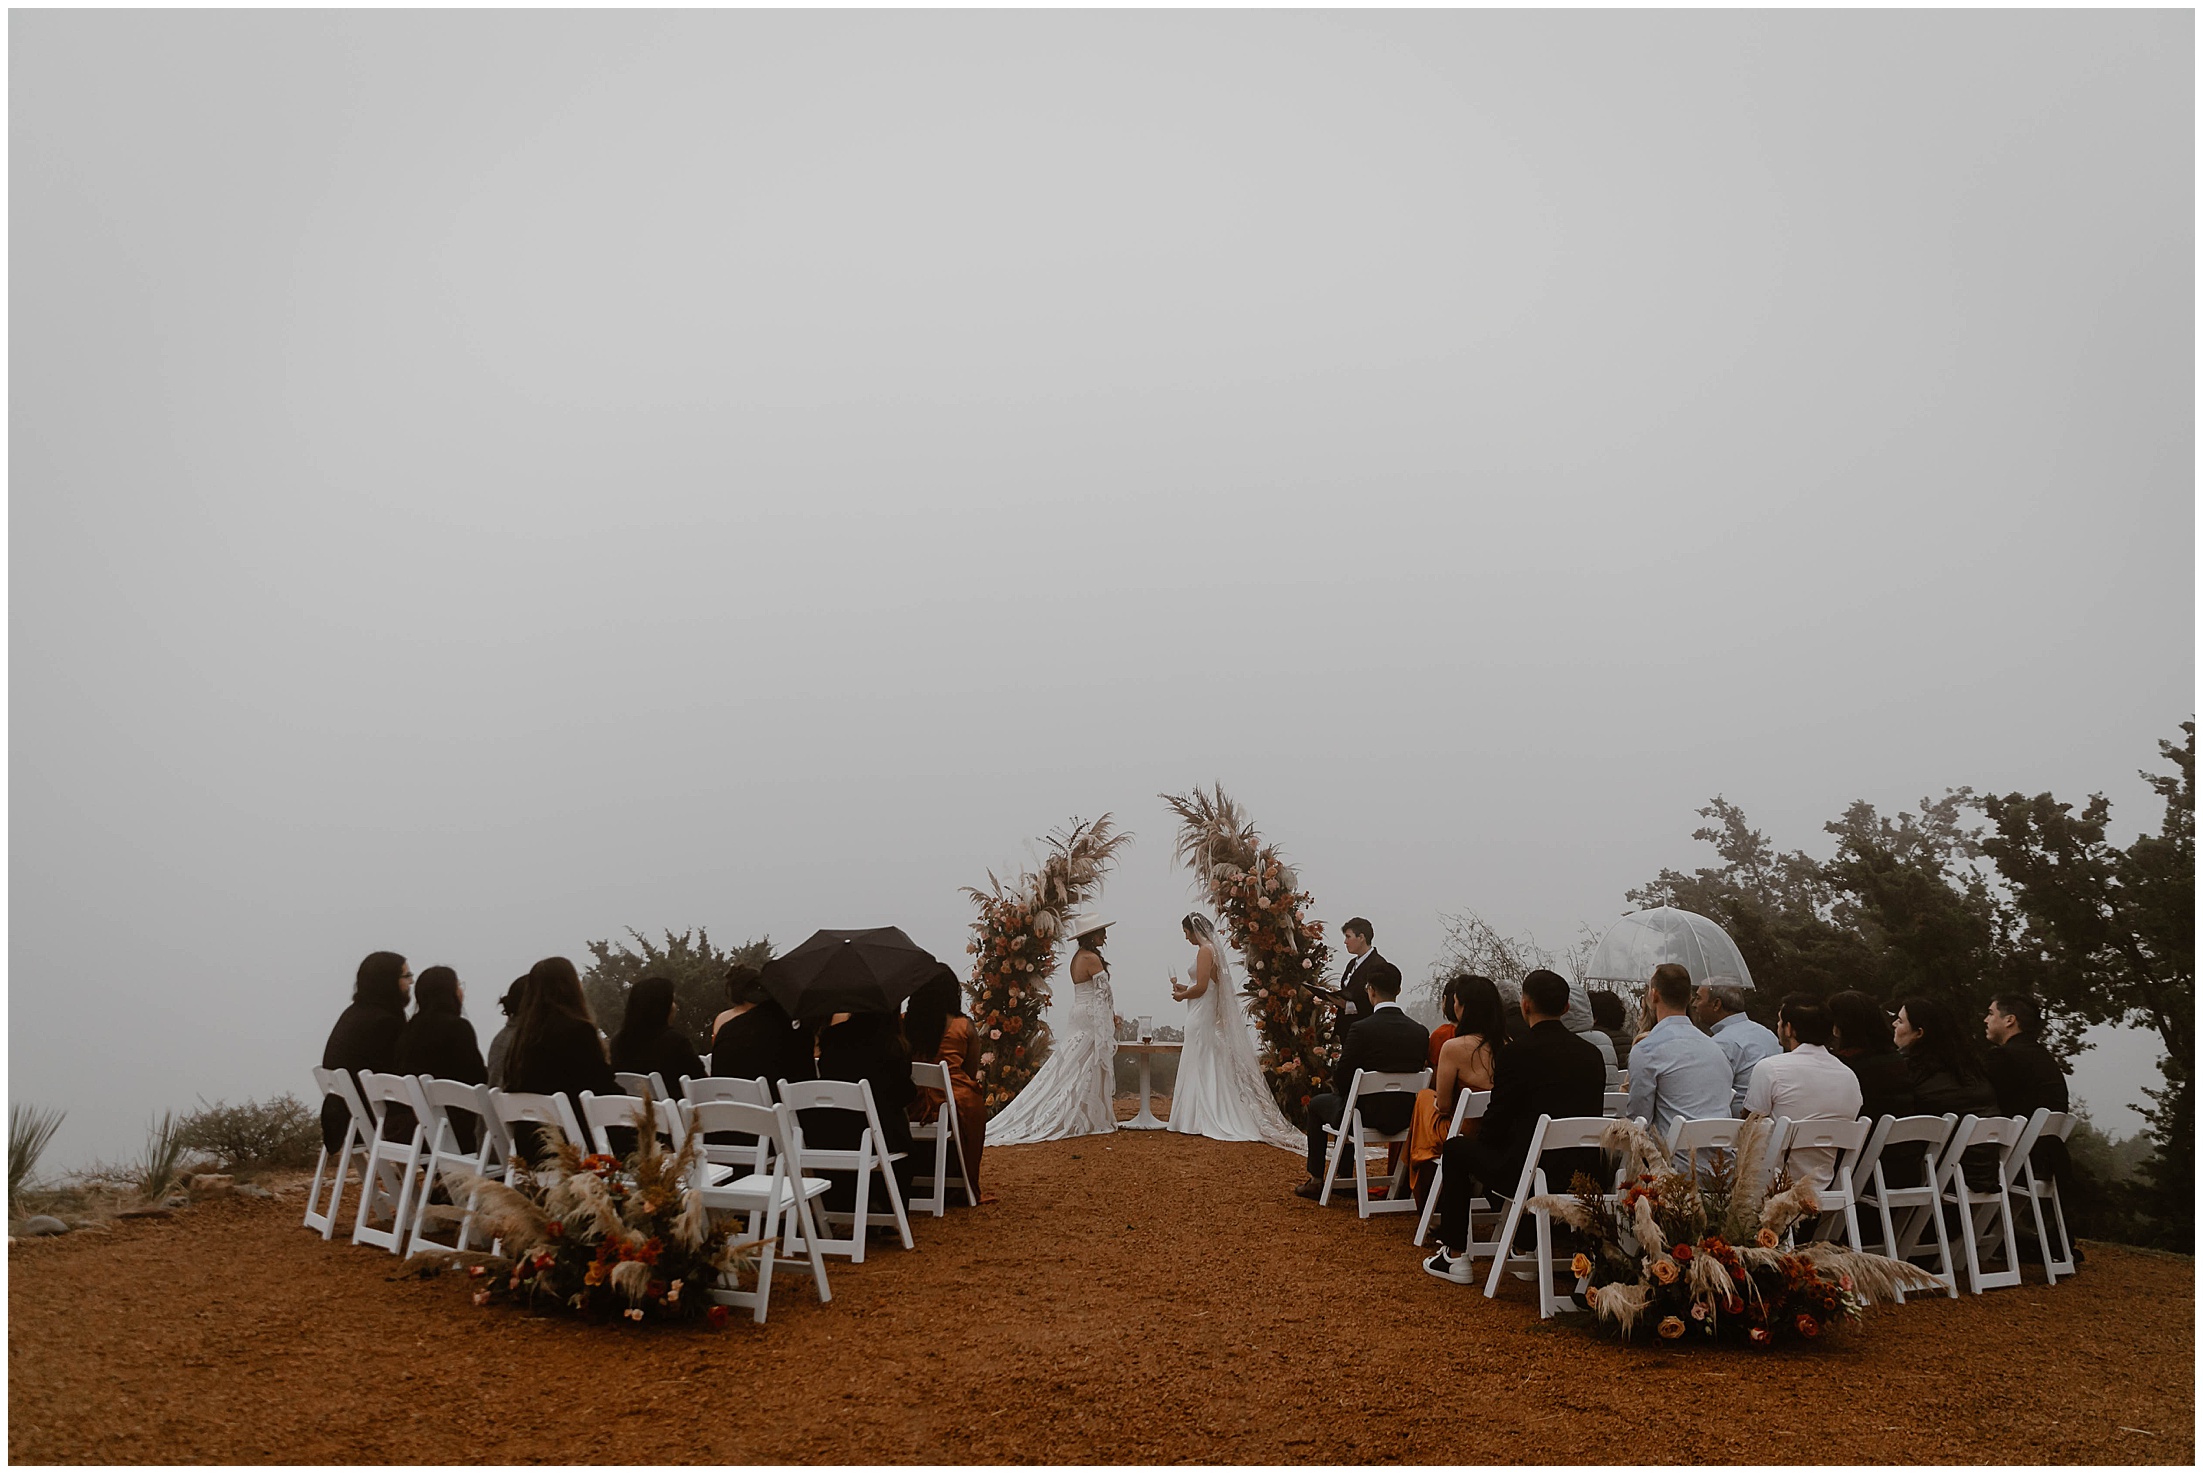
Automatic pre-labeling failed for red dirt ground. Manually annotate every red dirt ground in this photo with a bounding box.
[8,1125,2193,1465]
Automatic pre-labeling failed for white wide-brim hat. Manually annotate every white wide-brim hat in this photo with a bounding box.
[1065,915,1113,941]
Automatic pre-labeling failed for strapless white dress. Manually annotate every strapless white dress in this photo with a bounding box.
[986,967,1119,1145]
[1168,943,1302,1151]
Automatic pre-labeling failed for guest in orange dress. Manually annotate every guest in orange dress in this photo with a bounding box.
[903,964,993,1203]
[1408,975,1512,1199]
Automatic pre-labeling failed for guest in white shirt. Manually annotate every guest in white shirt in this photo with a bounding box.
[1694,977,1781,1114]
[1624,964,1733,1142]
[1743,993,1864,1192]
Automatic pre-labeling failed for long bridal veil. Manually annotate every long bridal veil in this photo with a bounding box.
[1172,915,1301,1151]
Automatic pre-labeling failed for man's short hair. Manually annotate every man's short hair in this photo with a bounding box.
[1702,979,1750,1015]
[1990,993,2044,1039]
[1521,968,1570,1018]
[1778,992,1833,1047]
[1342,917,1373,942]
[1367,964,1402,1001]
[1649,963,1694,1011]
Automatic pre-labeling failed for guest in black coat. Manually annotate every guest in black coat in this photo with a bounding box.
[710,973,816,1101]
[502,955,619,1162]
[1985,993,2071,1185]
[807,1010,918,1214]
[320,951,411,1152]
[609,976,705,1094]
[1896,995,2001,1191]
[1297,965,1431,1195]
[1422,970,1607,1282]
[1828,990,1916,1122]
[394,966,487,1151]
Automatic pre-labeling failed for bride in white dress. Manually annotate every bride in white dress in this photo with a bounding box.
[1168,913,1301,1151]
[985,917,1119,1145]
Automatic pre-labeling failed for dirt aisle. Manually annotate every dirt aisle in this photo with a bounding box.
[9,1130,2193,1464]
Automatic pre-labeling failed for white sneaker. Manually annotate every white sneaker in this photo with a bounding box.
[1422,1247,1474,1285]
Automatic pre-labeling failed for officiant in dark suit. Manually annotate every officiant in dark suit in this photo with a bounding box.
[1297,960,1429,1197]
[1325,917,1399,1030]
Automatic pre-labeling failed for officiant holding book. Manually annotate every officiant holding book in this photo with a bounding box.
[1313,917,1399,1030]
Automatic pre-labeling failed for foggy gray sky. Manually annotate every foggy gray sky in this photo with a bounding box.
[12,10,2192,1168]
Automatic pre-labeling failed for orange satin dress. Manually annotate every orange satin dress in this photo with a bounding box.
[1408,1036,1496,1168]
[911,1015,987,1197]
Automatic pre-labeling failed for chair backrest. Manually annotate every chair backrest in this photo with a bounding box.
[1342,1069,1430,1116]
[487,1088,586,1151]
[578,1091,679,1156]
[2033,1109,2076,1144]
[417,1077,487,1158]
[1936,1113,2023,1192]
[1449,1089,1491,1132]
[1602,1091,1629,1118]
[313,1066,371,1142]
[683,1075,772,1108]
[1855,1112,1956,1192]
[683,1099,790,1199]
[357,1071,422,1138]
[912,1059,954,1094]
[614,1071,659,1100]
[698,1052,711,1073]
[780,1077,885,1133]
[1527,1114,1613,1155]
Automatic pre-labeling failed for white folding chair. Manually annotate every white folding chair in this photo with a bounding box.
[1412,1090,1491,1248]
[698,1052,712,1073]
[613,1071,671,1102]
[1937,1114,2026,1294]
[405,1078,505,1258]
[778,1077,915,1262]
[1480,1114,1614,1318]
[1777,1117,1872,1250]
[687,1099,833,1324]
[907,1060,976,1216]
[1602,1091,1629,1119]
[1854,1113,1960,1300]
[1668,1116,1793,1193]
[486,1088,588,1172]
[683,1075,776,1182]
[305,1066,373,1239]
[2013,1108,2077,1283]
[1318,1068,1431,1217]
[578,1091,683,1158]
[350,1071,428,1254]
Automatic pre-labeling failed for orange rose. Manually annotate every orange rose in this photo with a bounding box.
[1570,1253,1592,1276]
[1756,1228,1779,1249]
[1652,1259,1680,1284]
[1657,1316,1686,1340]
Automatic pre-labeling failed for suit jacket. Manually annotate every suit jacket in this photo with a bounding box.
[1480,1019,1609,1190]
[320,1000,405,1153]
[1335,950,1402,1029]
[1335,1005,1431,1135]
[1985,1036,2072,1181]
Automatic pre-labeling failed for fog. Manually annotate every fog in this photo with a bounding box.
[11,10,2191,1169]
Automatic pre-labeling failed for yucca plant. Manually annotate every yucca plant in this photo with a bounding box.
[10,1103,66,1205]
[136,1111,186,1202]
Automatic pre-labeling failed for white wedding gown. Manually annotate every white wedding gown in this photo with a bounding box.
[986,966,1119,1145]
[1169,942,1302,1152]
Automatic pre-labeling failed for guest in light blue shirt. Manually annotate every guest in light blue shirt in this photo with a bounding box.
[1694,977,1782,1114]
[1624,964,1733,1140]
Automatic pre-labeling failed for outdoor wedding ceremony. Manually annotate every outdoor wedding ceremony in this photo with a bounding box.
[9,7,2193,1467]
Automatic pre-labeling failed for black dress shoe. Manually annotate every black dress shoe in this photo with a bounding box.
[1293,1180,1323,1201]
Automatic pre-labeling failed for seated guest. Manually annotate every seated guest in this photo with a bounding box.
[1296,963,1430,1199]
[609,975,706,1094]
[1425,974,1472,1069]
[709,968,816,1100]
[1626,964,1733,1141]
[904,964,992,1203]
[807,1010,918,1213]
[320,951,411,1152]
[1422,970,1606,1283]
[1407,974,1509,1196]
[485,976,530,1089]
[1693,977,1782,1115]
[1984,993,2071,1187]
[1589,990,1634,1076]
[502,956,619,1162]
[1895,994,2001,1190]
[1828,989,1914,1122]
[393,965,487,1150]
[1741,993,1862,1192]
[711,963,765,1038]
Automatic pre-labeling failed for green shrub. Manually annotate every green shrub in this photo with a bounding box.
[10,1103,66,1205]
[137,1112,186,1201]
[581,928,775,1052]
[173,1094,322,1173]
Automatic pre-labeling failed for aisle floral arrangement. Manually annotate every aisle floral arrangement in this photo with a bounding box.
[449,1117,756,1328]
[1530,1116,1943,1347]
[963,815,1132,1116]
[1160,785,1334,1126]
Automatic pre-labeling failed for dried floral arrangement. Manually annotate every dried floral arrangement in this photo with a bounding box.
[1530,1116,1944,1347]
[963,815,1132,1116]
[1160,784,1334,1126]
[447,1117,757,1329]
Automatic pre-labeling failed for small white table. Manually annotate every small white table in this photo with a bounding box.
[1115,1040,1182,1130]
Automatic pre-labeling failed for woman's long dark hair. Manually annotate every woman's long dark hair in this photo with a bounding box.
[615,976,676,1048]
[1897,994,1982,1083]
[902,965,967,1059]
[1829,990,1895,1054]
[1074,930,1108,969]
[354,951,408,1013]
[1450,974,1511,1065]
[414,966,462,1018]
[506,956,601,1083]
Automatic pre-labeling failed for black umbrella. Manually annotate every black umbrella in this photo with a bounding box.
[759,926,942,1019]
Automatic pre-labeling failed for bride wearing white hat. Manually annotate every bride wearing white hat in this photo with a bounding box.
[985,915,1119,1145]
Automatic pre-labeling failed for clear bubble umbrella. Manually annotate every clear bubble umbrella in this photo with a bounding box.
[1582,906,1754,992]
